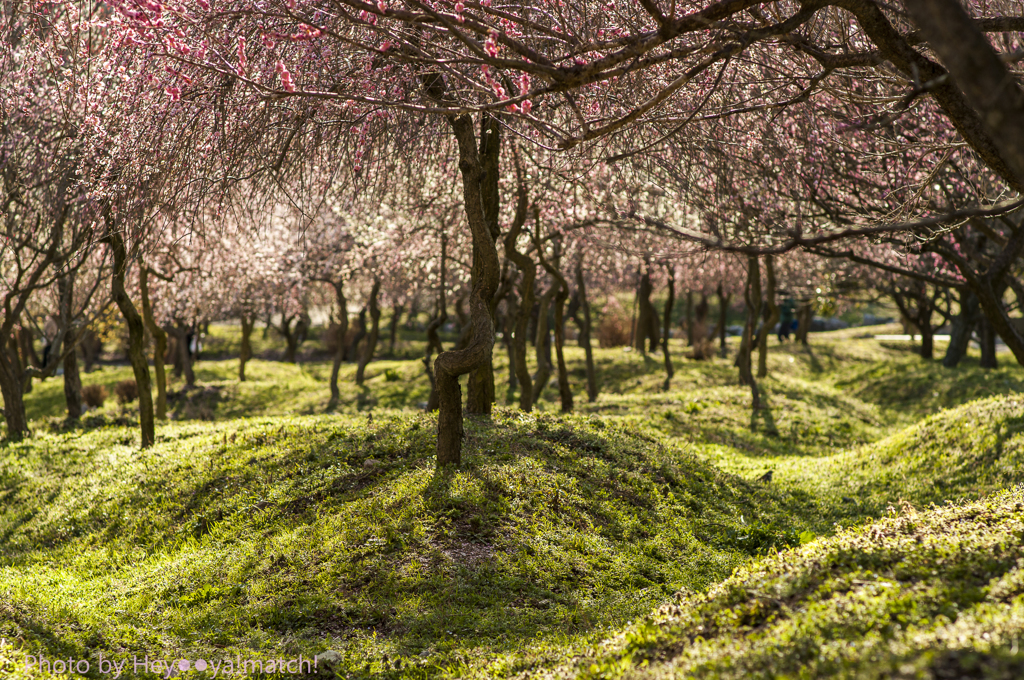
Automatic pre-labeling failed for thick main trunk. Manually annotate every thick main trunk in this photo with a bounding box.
[106,228,154,448]
[356,278,382,385]
[757,256,779,379]
[140,266,168,419]
[63,345,83,420]
[943,288,980,368]
[329,282,349,405]
[434,113,500,467]
[575,256,598,403]
[173,325,196,387]
[662,269,676,390]
[738,255,762,411]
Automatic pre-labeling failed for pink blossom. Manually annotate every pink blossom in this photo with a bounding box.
[164,85,180,100]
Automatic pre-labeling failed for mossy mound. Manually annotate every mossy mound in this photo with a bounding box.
[0,410,794,678]
[543,487,1024,680]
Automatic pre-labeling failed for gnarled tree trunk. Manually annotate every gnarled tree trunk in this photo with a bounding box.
[433,113,501,466]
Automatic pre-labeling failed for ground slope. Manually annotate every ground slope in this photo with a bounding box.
[0,411,797,679]
[536,487,1024,680]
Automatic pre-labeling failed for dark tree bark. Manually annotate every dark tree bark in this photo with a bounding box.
[356,278,382,385]
[424,233,448,412]
[170,324,196,387]
[63,344,83,420]
[503,163,535,411]
[328,280,348,406]
[466,113,503,416]
[715,284,732,354]
[239,314,255,383]
[105,227,154,448]
[757,255,779,379]
[685,291,694,346]
[979,316,999,369]
[387,304,404,356]
[531,283,555,406]
[943,288,980,368]
[278,314,299,363]
[575,254,599,403]
[139,265,168,419]
[662,265,676,390]
[349,307,367,364]
[433,113,501,467]
[796,302,813,345]
[737,255,762,411]
[538,236,573,413]
[0,344,29,439]
[504,292,519,393]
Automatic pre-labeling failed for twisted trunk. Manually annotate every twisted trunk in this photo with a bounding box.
[434,113,500,466]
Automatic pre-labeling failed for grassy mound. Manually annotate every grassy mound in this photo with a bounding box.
[0,410,797,679]
[541,487,1024,680]
[773,396,1024,527]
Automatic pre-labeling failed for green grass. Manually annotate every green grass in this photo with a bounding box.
[542,486,1024,680]
[0,412,804,679]
[3,329,1024,678]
